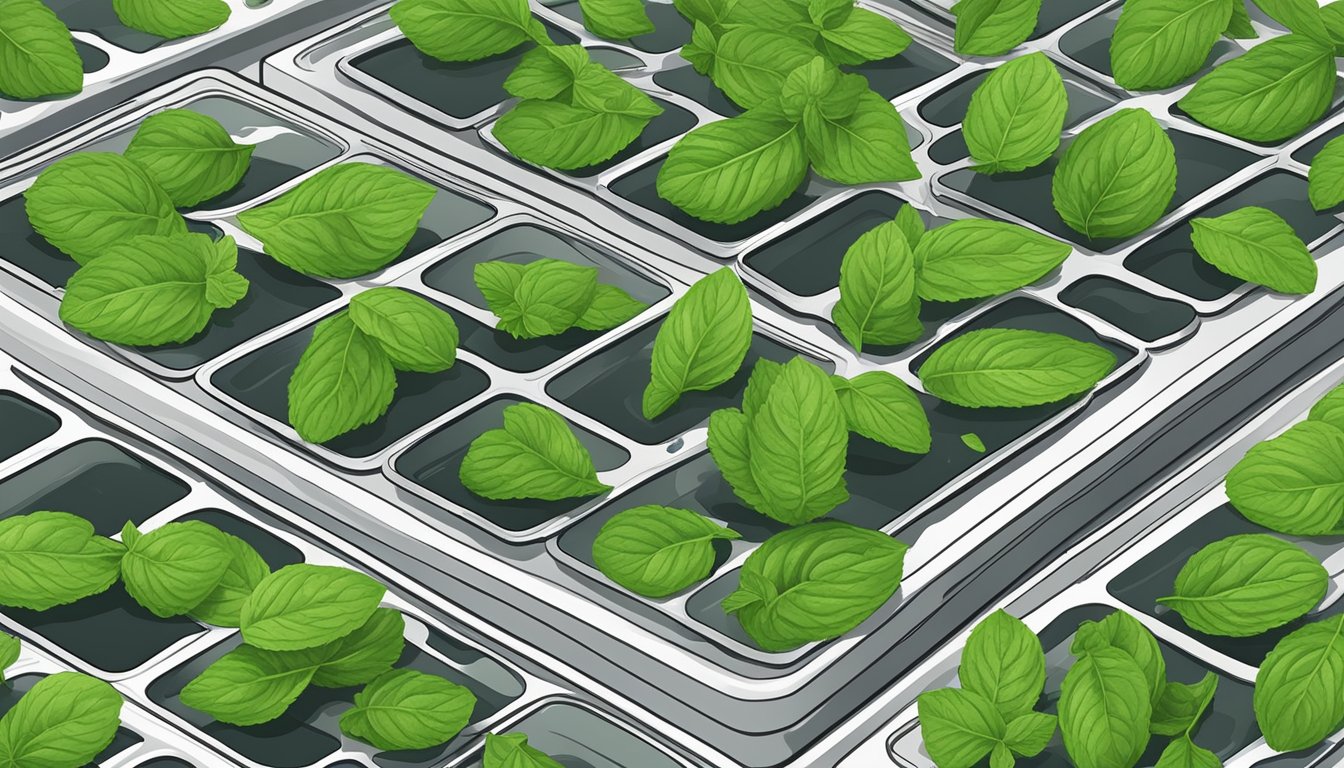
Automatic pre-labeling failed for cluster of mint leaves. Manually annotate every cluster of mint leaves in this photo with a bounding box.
[0,0,231,101]
[0,655,125,768]
[474,257,648,339]
[390,0,663,171]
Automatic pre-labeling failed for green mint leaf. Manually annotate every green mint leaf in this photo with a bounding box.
[916,687,1006,768]
[809,0,854,29]
[959,610,1046,721]
[474,261,526,332]
[1058,648,1153,768]
[181,643,322,725]
[952,0,1042,56]
[123,109,254,207]
[707,407,765,508]
[962,432,986,452]
[119,520,232,618]
[1070,610,1166,708]
[643,268,753,418]
[0,632,18,684]
[1251,0,1332,44]
[816,7,912,66]
[699,27,816,110]
[1190,206,1316,294]
[1154,736,1222,768]
[657,112,809,225]
[0,512,125,610]
[914,219,1071,301]
[831,371,931,454]
[963,52,1067,174]
[747,357,849,525]
[340,669,477,751]
[390,0,544,62]
[189,532,270,627]
[778,57,866,124]
[918,328,1116,408]
[805,89,920,185]
[674,0,809,30]
[722,521,907,651]
[112,0,229,38]
[1309,382,1344,431]
[1225,0,1257,38]
[240,563,387,651]
[287,310,397,444]
[504,45,588,100]
[681,21,718,73]
[496,97,659,171]
[237,163,436,278]
[484,732,564,768]
[59,233,249,346]
[1110,0,1233,91]
[578,0,655,39]
[459,402,612,500]
[24,152,186,264]
[349,287,459,373]
[741,358,785,419]
[1325,1,1344,48]
[1158,534,1327,638]
[502,259,597,337]
[1226,420,1344,535]
[592,505,740,597]
[0,0,83,100]
[1052,108,1176,240]
[1253,615,1344,752]
[831,218,921,352]
[576,283,648,331]
[1308,135,1344,210]
[1178,34,1335,143]
[1151,672,1217,737]
[1003,711,1056,757]
[309,607,406,688]
[990,742,1014,768]
[894,204,925,249]
[0,673,122,766]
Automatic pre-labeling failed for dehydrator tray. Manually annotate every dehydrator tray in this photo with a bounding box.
[4,1,1344,766]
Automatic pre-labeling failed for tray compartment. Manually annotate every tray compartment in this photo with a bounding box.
[0,391,60,462]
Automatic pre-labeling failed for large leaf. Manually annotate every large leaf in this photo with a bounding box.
[643,268,753,418]
[1052,108,1177,240]
[1226,420,1344,535]
[963,52,1068,174]
[918,328,1116,408]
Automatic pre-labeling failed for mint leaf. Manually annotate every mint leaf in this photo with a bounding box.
[0,633,18,684]
[831,218,921,352]
[237,163,436,278]
[578,0,654,39]
[1251,0,1332,44]
[814,5,912,65]
[960,610,1046,721]
[0,673,122,766]
[25,152,186,264]
[484,732,564,768]
[124,110,253,207]
[1190,206,1316,293]
[60,233,250,346]
[0,512,125,610]
[1070,610,1166,708]
[914,219,1071,301]
[1154,736,1221,768]
[112,0,229,38]
[459,402,612,501]
[962,432,986,452]
[741,357,785,419]
[287,310,397,444]
[1110,0,1233,91]
[722,521,907,651]
[1253,615,1344,752]
[805,89,920,184]
[747,357,849,525]
[181,643,322,725]
[963,52,1067,174]
[1308,135,1344,210]
[831,371,931,454]
[592,506,740,597]
[707,408,765,508]
[917,687,1006,768]
[1309,382,1344,431]
[1004,711,1056,757]
[895,204,925,248]
[390,0,544,62]
[1178,34,1335,143]
[1226,420,1344,535]
[241,564,387,651]
[495,259,597,337]
[1159,534,1327,638]
[1151,672,1217,736]
[495,91,661,171]
[778,57,866,125]
[918,328,1116,408]
[643,268,753,418]
[576,283,648,330]
[1058,648,1152,768]
[657,111,809,225]
[504,45,588,100]
[0,0,83,99]
[696,27,817,110]
[1052,108,1176,240]
[310,607,405,688]
[1225,0,1257,38]
[953,0,1042,56]
[349,287,459,373]
[189,532,269,627]
[119,520,232,618]
[340,669,477,751]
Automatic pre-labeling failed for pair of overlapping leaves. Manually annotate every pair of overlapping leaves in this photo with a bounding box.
[473,257,648,339]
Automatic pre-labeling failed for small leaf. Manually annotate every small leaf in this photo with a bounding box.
[914,219,1071,301]
[643,269,753,418]
[962,433,987,452]
[592,506,739,597]
[0,632,19,684]
[817,7,912,65]
[339,669,477,751]
[1003,711,1056,757]
[831,371,931,454]
[1151,673,1218,736]
[1253,615,1344,752]
[959,610,1046,721]
[287,311,397,444]
[1308,135,1344,210]
[1190,207,1316,294]
[484,733,565,768]
[578,0,655,39]
[240,564,387,651]
[124,110,253,206]
[349,287,459,373]
[805,89,920,185]
[698,27,816,110]
[1154,737,1222,768]
[1058,648,1153,768]
[459,402,612,501]
[831,219,922,352]
[181,644,322,725]
[189,532,270,627]
[0,0,83,100]
[309,607,406,688]
[576,283,648,331]
[119,520,233,618]
[953,0,1042,56]
[917,687,1006,768]
[1225,420,1344,535]
[1070,610,1166,708]
[1052,108,1177,240]
[964,52,1068,174]
[707,407,765,508]
[918,328,1116,408]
